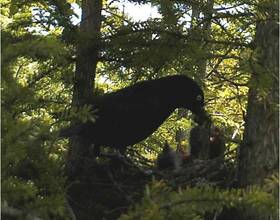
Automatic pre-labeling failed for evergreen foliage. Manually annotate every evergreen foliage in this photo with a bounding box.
[2,1,73,219]
[1,0,278,219]
[120,178,278,220]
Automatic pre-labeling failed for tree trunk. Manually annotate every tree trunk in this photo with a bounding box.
[66,0,102,179]
[214,3,278,220]
[219,18,279,220]
[238,18,279,187]
[66,1,103,220]
[234,5,279,220]
[73,0,102,106]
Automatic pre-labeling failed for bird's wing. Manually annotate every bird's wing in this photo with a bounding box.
[94,93,164,120]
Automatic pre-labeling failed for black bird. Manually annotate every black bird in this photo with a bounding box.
[60,75,207,154]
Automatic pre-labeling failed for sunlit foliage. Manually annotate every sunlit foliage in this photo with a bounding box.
[120,179,278,220]
[1,0,277,219]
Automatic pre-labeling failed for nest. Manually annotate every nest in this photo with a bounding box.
[67,148,237,220]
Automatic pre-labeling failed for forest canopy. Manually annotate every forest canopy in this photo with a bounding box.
[1,0,278,220]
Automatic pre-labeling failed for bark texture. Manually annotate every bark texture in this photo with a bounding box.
[66,0,102,179]
[66,1,103,219]
[238,18,279,186]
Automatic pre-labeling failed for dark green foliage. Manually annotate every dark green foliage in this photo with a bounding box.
[2,81,70,219]
[2,1,74,219]
[2,0,278,219]
[120,179,278,220]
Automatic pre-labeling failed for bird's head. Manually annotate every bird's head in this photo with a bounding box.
[187,91,211,125]
[187,92,204,114]
[170,75,210,125]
